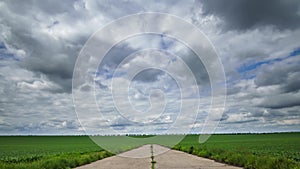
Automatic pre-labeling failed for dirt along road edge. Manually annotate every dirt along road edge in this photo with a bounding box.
[75,144,242,169]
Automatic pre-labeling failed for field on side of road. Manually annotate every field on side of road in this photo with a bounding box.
[173,133,300,169]
[0,136,112,169]
[0,133,299,169]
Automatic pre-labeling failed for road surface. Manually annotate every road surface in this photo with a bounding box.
[75,144,242,169]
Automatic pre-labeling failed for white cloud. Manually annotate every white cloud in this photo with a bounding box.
[0,0,300,135]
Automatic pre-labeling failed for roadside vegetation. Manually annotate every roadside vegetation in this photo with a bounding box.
[173,133,300,169]
[1,133,299,169]
[0,136,113,169]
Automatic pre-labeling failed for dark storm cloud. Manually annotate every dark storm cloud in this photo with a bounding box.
[0,0,88,93]
[255,63,300,93]
[281,73,300,93]
[184,55,210,86]
[242,58,300,110]
[201,0,300,30]
[257,96,300,109]
[19,32,85,92]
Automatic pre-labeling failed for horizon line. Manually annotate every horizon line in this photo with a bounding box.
[0,131,299,136]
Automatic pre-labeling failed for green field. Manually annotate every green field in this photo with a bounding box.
[0,133,299,169]
[173,133,300,169]
[0,136,113,169]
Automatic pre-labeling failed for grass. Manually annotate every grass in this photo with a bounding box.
[173,133,300,169]
[0,136,113,169]
[1,133,299,169]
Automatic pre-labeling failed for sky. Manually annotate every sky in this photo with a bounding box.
[0,0,300,135]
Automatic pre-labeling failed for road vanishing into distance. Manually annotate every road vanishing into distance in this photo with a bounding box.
[75,144,242,169]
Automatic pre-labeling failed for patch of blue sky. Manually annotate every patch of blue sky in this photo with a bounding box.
[0,43,21,61]
[159,34,175,50]
[111,70,126,79]
[94,67,119,80]
[237,47,300,79]
[0,53,19,61]
[237,60,269,73]
[105,73,113,79]
[0,42,5,49]
[289,47,300,57]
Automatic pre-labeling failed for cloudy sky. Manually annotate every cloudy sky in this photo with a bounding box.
[0,0,300,135]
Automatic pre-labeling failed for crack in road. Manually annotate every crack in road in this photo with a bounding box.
[150,144,156,169]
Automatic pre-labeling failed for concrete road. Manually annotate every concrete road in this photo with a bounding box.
[75,145,151,169]
[75,144,242,169]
